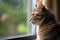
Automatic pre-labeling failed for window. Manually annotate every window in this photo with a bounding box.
[0,0,36,39]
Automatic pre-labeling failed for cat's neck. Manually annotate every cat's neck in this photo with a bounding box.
[39,17,56,27]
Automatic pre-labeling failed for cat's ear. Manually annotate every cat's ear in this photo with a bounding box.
[37,0,44,9]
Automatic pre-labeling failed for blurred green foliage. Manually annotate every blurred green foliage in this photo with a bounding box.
[0,0,27,36]
[17,23,27,34]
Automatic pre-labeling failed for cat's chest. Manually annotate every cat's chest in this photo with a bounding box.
[36,24,55,39]
[37,24,57,40]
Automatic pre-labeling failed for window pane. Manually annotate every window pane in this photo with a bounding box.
[0,0,28,38]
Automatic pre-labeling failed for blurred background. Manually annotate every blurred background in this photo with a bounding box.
[0,0,29,38]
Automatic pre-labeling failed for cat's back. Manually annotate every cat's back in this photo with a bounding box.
[44,23,60,40]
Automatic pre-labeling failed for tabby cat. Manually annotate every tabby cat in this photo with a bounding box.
[29,0,60,40]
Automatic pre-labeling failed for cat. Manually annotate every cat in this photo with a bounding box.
[29,0,60,40]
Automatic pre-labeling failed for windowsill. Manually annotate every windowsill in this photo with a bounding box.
[0,34,36,40]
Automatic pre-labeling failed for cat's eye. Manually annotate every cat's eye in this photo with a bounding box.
[32,14,37,16]
[32,14,34,15]
[35,5,37,7]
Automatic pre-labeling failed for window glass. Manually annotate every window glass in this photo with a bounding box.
[0,0,28,38]
[0,0,36,38]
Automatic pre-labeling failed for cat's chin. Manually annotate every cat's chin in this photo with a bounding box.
[30,21,39,25]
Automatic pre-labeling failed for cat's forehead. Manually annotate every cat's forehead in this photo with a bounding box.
[32,8,41,14]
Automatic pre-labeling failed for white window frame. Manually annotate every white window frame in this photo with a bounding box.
[27,0,36,35]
